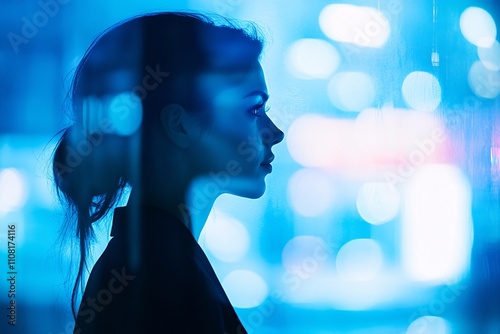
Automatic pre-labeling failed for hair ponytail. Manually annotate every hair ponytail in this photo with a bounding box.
[53,126,128,318]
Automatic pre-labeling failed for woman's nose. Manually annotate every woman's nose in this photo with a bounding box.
[261,117,285,146]
[272,123,285,146]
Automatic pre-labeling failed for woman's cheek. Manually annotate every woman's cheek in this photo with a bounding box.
[237,140,258,162]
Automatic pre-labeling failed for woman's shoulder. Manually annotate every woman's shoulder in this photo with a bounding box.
[74,240,201,332]
[75,237,237,334]
[74,205,245,333]
[80,205,212,299]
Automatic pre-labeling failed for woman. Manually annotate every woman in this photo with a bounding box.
[52,12,284,333]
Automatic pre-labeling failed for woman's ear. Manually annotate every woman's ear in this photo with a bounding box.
[159,104,194,149]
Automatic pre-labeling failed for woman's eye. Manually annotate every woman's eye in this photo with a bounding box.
[250,107,261,116]
[249,105,269,117]
[250,105,263,117]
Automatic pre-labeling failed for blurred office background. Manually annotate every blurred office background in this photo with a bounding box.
[1,0,500,333]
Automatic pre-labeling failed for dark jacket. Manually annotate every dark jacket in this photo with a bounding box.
[74,206,247,334]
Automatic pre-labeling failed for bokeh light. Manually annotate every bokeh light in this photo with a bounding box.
[286,38,341,80]
[319,4,390,48]
[287,168,335,217]
[478,40,500,71]
[0,168,28,213]
[202,211,250,262]
[354,106,444,158]
[468,60,500,99]
[336,238,384,281]
[286,114,353,167]
[109,92,143,135]
[406,316,452,334]
[402,164,472,282]
[327,71,376,112]
[402,71,442,112]
[282,235,330,273]
[222,270,269,308]
[460,7,496,48]
[82,93,143,136]
[287,109,446,172]
[356,182,400,225]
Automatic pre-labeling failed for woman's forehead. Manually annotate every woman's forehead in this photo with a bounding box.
[196,63,268,102]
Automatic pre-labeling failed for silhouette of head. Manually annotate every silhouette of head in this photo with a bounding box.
[54,12,284,204]
[52,13,284,317]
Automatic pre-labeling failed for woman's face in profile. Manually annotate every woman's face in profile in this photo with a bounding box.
[189,62,284,199]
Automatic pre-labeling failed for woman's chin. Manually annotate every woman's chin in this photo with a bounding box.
[243,189,266,199]
[229,180,267,199]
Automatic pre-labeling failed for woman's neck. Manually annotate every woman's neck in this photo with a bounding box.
[127,178,218,240]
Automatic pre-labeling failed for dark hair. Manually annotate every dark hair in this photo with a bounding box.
[52,12,264,318]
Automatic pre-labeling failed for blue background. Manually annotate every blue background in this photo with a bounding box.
[1,0,500,333]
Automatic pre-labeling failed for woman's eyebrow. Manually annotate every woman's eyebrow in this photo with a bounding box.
[244,90,270,102]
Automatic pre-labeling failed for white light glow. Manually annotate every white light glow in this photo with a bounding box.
[402,165,472,282]
[0,169,28,213]
[109,92,143,135]
[282,236,329,273]
[287,168,335,217]
[460,7,496,48]
[354,106,444,159]
[319,4,390,48]
[202,211,250,263]
[286,39,341,79]
[286,114,354,168]
[282,270,407,310]
[328,72,376,112]
[222,270,269,308]
[406,316,452,334]
[478,40,500,71]
[468,60,500,99]
[287,109,446,172]
[402,71,442,112]
[356,182,400,225]
[336,239,384,281]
